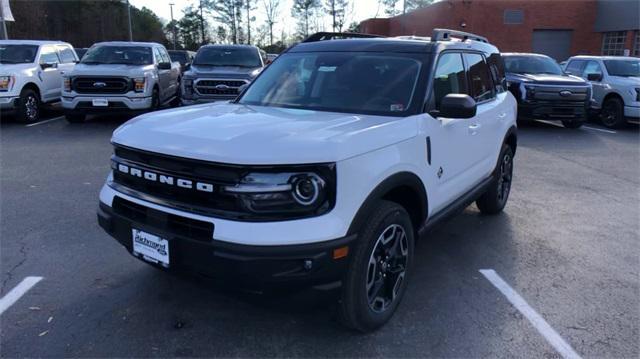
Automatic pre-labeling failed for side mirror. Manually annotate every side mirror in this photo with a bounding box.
[587,73,602,82]
[158,62,171,70]
[184,63,191,71]
[438,94,477,119]
[40,62,58,70]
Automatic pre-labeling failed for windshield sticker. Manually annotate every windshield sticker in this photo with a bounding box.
[390,104,404,112]
[318,66,337,72]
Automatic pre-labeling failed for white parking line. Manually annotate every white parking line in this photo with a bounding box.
[537,120,565,128]
[0,276,44,316]
[479,269,582,359]
[25,116,64,127]
[582,126,616,134]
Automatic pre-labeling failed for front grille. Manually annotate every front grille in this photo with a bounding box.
[194,78,248,97]
[531,86,590,102]
[73,76,131,94]
[112,197,213,242]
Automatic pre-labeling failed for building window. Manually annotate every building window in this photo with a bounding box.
[601,31,627,56]
[504,9,523,24]
[634,31,639,57]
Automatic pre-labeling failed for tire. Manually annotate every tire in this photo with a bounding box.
[476,144,514,215]
[65,114,86,123]
[339,200,414,332]
[151,87,160,110]
[170,79,181,107]
[16,88,40,123]
[600,97,625,129]
[562,120,583,129]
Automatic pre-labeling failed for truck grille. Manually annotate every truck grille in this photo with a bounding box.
[73,76,131,94]
[531,85,590,102]
[194,79,248,97]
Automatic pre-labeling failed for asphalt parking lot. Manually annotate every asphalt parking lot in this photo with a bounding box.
[1,109,638,358]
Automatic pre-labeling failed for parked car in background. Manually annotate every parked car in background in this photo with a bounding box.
[62,41,181,123]
[565,56,640,128]
[503,53,592,129]
[181,44,264,105]
[97,30,518,332]
[75,48,89,60]
[266,53,278,64]
[168,50,196,73]
[0,40,78,123]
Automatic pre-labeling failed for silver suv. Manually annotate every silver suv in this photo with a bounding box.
[565,56,640,128]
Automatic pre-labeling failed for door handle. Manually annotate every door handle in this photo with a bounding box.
[498,112,506,120]
[468,123,481,135]
[60,71,65,75]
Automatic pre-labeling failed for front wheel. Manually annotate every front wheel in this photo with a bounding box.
[16,88,40,123]
[339,200,414,332]
[476,145,514,214]
[600,98,625,128]
[151,87,160,110]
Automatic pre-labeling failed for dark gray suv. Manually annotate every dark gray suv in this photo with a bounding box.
[181,45,264,105]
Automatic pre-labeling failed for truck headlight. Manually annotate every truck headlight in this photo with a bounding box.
[183,78,193,95]
[63,77,71,92]
[223,166,335,218]
[0,76,14,91]
[133,77,146,92]
[635,88,640,102]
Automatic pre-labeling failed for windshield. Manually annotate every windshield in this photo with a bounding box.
[504,55,563,75]
[81,46,152,65]
[194,47,261,67]
[169,51,189,65]
[238,52,422,116]
[603,59,640,77]
[0,45,38,64]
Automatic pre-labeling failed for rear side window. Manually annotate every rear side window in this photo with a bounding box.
[39,46,60,64]
[486,53,506,93]
[57,45,77,63]
[464,53,495,102]
[433,52,467,110]
[565,60,586,76]
[583,60,603,78]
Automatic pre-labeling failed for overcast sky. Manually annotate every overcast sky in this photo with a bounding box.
[130,0,384,39]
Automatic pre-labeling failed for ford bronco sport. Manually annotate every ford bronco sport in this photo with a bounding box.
[98,30,517,332]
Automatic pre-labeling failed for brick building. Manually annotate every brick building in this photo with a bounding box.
[359,0,640,61]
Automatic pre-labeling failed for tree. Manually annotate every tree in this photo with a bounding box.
[244,0,257,44]
[206,0,243,44]
[403,0,432,13]
[324,0,348,32]
[262,0,279,46]
[346,21,360,33]
[382,0,400,17]
[178,6,208,49]
[291,0,320,39]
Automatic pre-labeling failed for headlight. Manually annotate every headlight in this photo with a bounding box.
[183,78,193,95]
[223,166,335,219]
[63,77,71,92]
[0,75,14,91]
[635,88,640,102]
[133,77,145,92]
[250,68,262,77]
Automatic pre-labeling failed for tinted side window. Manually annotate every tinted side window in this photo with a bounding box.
[433,52,467,110]
[153,48,163,64]
[486,52,506,93]
[565,60,586,76]
[39,46,60,64]
[583,60,602,78]
[464,53,494,102]
[57,45,77,63]
[160,48,171,63]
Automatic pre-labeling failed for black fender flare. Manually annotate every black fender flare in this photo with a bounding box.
[347,171,428,236]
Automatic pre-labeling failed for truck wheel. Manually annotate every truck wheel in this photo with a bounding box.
[65,114,86,123]
[151,87,160,110]
[561,120,583,129]
[476,144,513,215]
[600,98,625,129]
[16,88,40,123]
[339,200,414,332]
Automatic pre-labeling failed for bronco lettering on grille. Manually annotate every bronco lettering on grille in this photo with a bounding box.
[116,163,214,193]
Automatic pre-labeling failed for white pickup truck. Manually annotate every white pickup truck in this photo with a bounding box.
[0,40,78,123]
[62,41,181,123]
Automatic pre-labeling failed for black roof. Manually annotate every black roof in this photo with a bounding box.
[290,38,438,53]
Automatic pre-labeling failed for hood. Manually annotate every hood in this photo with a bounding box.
[506,72,588,86]
[186,65,261,78]
[70,63,154,77]
[0,63,37,75]
[112,103,418,165]
[607,75,640,86]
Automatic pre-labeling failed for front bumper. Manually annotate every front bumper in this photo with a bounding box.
[0,95,19,110]
[517,100,589,121]
[97,198,355,288]
[62,95,153,114]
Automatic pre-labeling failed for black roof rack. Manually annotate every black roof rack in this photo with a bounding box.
[302,32,385,43]
[432,28,488,43]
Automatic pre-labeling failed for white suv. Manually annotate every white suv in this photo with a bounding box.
[97,30,517,331]
[0,40,78,123]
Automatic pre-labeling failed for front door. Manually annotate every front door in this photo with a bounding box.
[38,45,62,102]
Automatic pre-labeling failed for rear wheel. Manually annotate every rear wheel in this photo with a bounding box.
[476,144,513,214]
[562,120,583,129]
[600,97,625,129]
[16,88,40,123]
[339,200,414,332]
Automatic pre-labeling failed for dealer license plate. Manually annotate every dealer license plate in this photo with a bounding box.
[92,98,108,107]
[132,228,169,267]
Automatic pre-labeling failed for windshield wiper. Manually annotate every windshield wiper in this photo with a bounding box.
[80,61,103,65]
